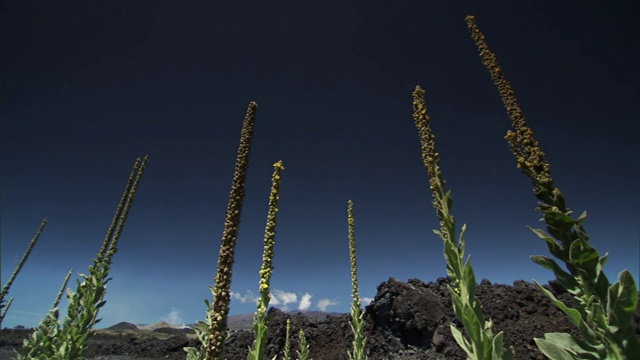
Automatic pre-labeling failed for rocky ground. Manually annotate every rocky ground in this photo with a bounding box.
[2,277,639,359]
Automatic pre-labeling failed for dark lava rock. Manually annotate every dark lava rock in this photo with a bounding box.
[2,278,639,360]
[366,277,445,349]
[153,327,194,336]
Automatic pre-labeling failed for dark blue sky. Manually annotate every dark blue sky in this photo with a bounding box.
[2,1,638,328]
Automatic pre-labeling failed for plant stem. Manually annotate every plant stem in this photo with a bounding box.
[206,101,258,360]
[347,200,367,360]
[247,160,285,360]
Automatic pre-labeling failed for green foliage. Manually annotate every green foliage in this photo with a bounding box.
[18,270,73,359]
[17,155,148,360]
[528,224,640,360]
[466,14,639,360]
[296,329,311,360]
[347,304,367,360]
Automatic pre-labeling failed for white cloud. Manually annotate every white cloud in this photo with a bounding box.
[360,297,374,306]
[231,290,258,304]
[317,299,339,312]
[232,289,323,313]
[299,293,313,311]
[270,290,297,306]
[162,308,184,326]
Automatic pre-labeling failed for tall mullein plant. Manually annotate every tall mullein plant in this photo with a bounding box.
[412,86,515,360]
[0,218,47,328]
[466,15,639,360]
[247,161,285,360]
[346,200,367,360]
[185,101,258,360]
[19,155,148,359]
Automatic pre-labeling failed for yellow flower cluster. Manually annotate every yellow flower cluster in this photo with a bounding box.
[257,160,285,304]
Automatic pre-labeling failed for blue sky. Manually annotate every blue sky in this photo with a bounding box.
[1,1,638,329]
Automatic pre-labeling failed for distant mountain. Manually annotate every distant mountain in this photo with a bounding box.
[136,321,190,331]
[106,322,138,331]
[100,310,343,333]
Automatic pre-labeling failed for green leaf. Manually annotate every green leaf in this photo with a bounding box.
[596,253,608,273]
[575,211,587,225]
[462,257,477,300]
[528,227,565,259]
[534,281,582,326]
[450,289,465,322]
[491,331,515,360]
[569,240,599,279]
[534,336,576,360]
[459,223,467,240]
[443,243,462,280]
[544,211,574,227]
[592,254,610,300]
[575,319,602,351]
[530,256,580,294]
[450,324,474,359]
[491,331,504,359]
[460,303,483,351]
[458,223,467,254]
[607,270,638,328]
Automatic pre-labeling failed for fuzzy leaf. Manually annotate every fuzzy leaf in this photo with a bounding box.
[607,270,638,328]
[544,211,574,227]
[569,240,599,279]
[530,256,580,294]
[461,302,483,351]
[450,324,473,358]
[534,335,576,360]
[492,331,515,360]
[491,331,504,359]
[528,227,565,259]
[575,319,603,352]
[462,258,477,301]
[534,281,582,326]
[450,289,465,322]
[458,223,467,254]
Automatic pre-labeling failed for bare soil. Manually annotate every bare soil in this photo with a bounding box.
[2,277,639,359]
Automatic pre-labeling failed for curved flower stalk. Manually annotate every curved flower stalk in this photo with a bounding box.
[346,200,367,360]
[466,15,639,360]
[247,160,285,360]
[412,85,515,360]
[18,155,149,359]
[185,102,258,360]
[0,218,48,328]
